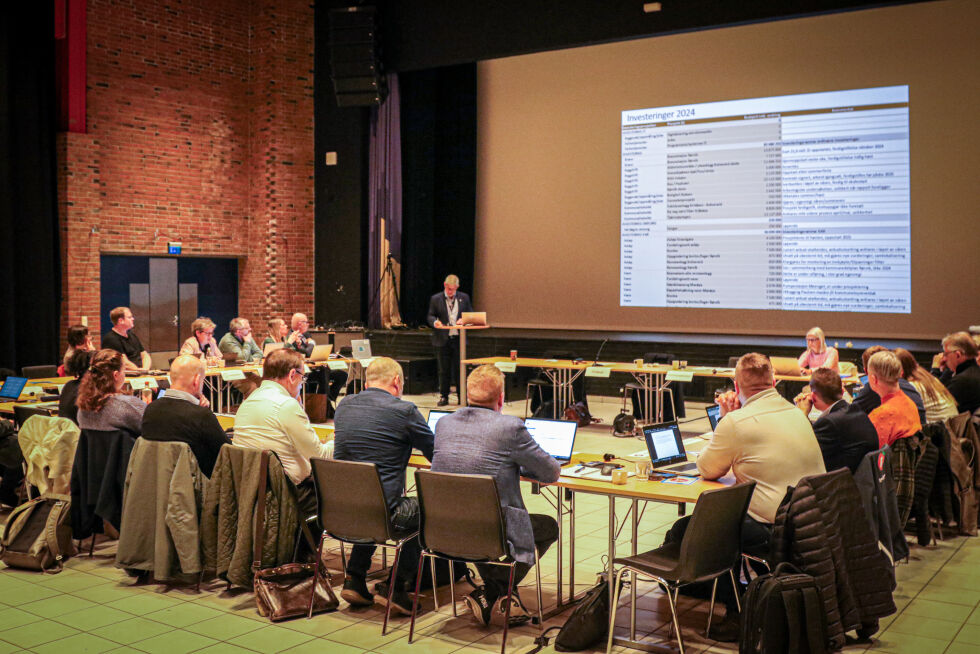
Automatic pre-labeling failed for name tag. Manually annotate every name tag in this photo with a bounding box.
[665,370,694,382]
[221,369,246,381]
[327,361,348,371]
[494,362,517,373]
[21,386,44,398]
[130,377,159,390]
[585,366,611,378]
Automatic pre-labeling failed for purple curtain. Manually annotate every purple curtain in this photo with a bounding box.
[368,73,402,327]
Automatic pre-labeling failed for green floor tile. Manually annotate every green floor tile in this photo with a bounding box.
[131,629,217,654]
[226,625,313,653]
[0,581,60,605]
[0,608,41,631]
[21,593,98,619]
[280,639,366,654]
[143,602,224,628]
[35,572,108,593]
[32,632,122,654]
[54,604,135,631]
[90,617,173,645]
[0,620,79,649]
[0,640,24,654]
[191,643,261,654]
[183,614,264,640]
[104,593,183,616]
[75,582,149,605]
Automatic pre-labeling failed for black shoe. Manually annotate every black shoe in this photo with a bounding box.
[465,586,494,627]
[341,576,373,607]
[496,592,532,626]
[374,581,414,616]
[437,396,449,407]
[708,613,740,642]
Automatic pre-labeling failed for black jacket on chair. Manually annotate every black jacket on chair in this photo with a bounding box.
[70,429,137,539]
[426,291,472,346]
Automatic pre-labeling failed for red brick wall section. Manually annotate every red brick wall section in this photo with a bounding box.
[58,0,315,352]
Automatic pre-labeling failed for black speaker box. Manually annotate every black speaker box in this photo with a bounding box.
[329,6,385,107]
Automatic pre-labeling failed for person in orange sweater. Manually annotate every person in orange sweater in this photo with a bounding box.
[867,350,921,447]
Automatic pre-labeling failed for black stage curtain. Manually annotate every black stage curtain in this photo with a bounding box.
[399,64,477,327]
[0,3,61,373]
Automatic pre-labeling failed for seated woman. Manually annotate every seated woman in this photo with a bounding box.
[77,349,146,436]
[262,318,289,350]
[895,348,958,424]
[59,324,95,377]
[798,326,839,374]
[179,317,221,364]
[59,349,93,424]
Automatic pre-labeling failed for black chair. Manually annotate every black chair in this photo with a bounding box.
[21,365,58,379]
[308,458,419,635]
[409,469,544,654]
[624,352,686,422]
[13,404,56,428]
[606,482,755,654]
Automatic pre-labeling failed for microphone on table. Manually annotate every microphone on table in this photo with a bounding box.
[591,339,609,366]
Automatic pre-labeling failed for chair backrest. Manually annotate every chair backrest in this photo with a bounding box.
[312,458,392,544]
[728,356,741,368]
[676,481,756,581]
[643,352,676,365]
[14,404,56,428]
[415,469,508,562]
[21,365,58,379]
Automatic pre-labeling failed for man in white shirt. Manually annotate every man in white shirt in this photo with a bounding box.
[233,349,332,515]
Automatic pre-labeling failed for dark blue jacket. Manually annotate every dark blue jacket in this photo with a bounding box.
[853,378,926,426]
[333,387,434,510]
[427,291,473,346]
[813,400,879,474]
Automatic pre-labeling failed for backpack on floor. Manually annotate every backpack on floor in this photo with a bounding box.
[739,562,827,654]
[0,494,75,572]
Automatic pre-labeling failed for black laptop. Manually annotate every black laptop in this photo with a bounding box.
[705,404,721,431]
[524,417,578,463]
[0,376,28,400]
[426,409,453,433]
[643,421,700,476]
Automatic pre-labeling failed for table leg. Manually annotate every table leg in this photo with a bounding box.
[569,491,575,603]
[630,498,638,641]
[556,486,563,606]
[608,496,616,608]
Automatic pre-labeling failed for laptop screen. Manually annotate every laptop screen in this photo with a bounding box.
[643,422,687,465]
[705,405,721,431]
[0,377,28,400]
[859,374,869,386]
[427,409,452,433]
[524,418,578,461]
[351,339,372,360]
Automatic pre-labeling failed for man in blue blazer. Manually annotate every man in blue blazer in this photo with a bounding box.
[432,364,560,626]
[796,368,878,473]
[427,274,473,406]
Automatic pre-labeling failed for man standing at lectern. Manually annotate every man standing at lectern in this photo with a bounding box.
[428,274,472,406]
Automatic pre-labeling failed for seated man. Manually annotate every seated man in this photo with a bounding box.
[233,349,332,515]
[432,364,560,626]
[101,306,152,370]
[867,350,921,447]
[218,317,263,363]
[934,331,980,416]
[682,352,825,640]
[333,357,434,614]
[795,368,878,473]
[853,345,926,424]
[286,312,348,403]
[140,355,231,477]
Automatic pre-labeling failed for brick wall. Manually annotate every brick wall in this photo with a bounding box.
[59,0,315,350]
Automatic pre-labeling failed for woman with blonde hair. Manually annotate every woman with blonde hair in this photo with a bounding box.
[179,317,221,363]
[262,318,289,349]
[894,348,957,423]
[77,349,145,436]
[798,326,839,373]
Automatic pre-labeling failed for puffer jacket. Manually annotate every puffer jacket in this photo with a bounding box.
[201,446,298,589]
[772,468,897,650]
[116,439,207,579]
[946,412,980,533]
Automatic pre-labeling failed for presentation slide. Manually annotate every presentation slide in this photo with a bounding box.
[621,86,910,313]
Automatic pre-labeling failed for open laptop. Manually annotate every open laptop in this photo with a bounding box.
[263,342,284,357]
[0,376,28,400]
[705,404,721,431]
[426,409,453,433]
[770,356,801,376]
[351,339,372,360]
[643,421,700,476]
[309,344,333,361]
[524,417,578,463]
[460,311,487,326]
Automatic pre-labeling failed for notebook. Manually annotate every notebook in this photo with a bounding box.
[643,421,700,476]
[351,339,372,360]
[427,409,453,432]
[460,311,487,326]
[524,417,578,463]
[705,404,721,431]
[0,377,28,400]
[309,344,333,361]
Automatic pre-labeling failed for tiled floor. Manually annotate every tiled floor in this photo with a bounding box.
[1,393,978,653]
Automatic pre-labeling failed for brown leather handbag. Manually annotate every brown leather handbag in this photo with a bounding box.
[251,452,338,621]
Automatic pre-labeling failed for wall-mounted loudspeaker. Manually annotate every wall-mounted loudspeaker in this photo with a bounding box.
[329,6,386,107]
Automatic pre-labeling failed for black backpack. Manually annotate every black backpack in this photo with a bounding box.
[739,562,827,654]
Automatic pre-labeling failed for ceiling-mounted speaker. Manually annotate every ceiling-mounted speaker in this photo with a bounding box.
[329,6,387,107]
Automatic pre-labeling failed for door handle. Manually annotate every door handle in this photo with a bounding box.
[172,315,179,326]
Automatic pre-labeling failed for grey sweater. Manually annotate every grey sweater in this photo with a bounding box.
[78,394,146,436]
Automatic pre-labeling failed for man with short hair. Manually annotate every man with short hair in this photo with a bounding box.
[867,350,921,447]
[935,331,980,415]
[427,274,473,406]
[683,352,825,640]
[141,355,231,477]
[101,306,152,370]
[333,357,434,614]
[218,317,263,363]
[432,364,559,627]
[854,345,926,424]
[286,312,348,402]
[233,349,332,514]
[796,368,878,473]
